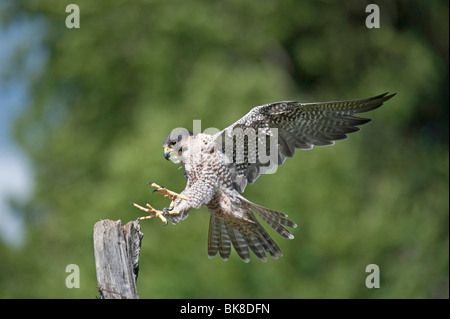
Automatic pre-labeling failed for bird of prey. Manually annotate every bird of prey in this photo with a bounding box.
[133,92,395,262]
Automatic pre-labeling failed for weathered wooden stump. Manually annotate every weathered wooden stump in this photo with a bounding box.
[93,219,143,299]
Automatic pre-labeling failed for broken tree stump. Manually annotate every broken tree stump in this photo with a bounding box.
[93,219,143,299]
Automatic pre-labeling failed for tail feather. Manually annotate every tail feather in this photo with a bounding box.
[240,197,297,239]
[244,233,267,262]
[207,197,296,262]
[207,215,231,260]
[207,215,220,258]
[226,225,251,263]
[253,219,283,259]
[219,221,231,260]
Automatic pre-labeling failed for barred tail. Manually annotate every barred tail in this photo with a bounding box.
[207,197,297,262]
[239,196,297,239]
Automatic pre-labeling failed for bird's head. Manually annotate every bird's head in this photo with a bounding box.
[162,128,193,163]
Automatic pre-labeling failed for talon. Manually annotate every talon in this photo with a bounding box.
[134,182,186,224]
[150,183,187,203]
[132,202,168,225]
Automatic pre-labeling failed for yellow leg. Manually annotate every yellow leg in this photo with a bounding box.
[150,182,187,209]
[132,202,168,225]
[132,183,187,225]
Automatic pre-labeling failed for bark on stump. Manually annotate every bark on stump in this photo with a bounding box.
[93,219,143,299]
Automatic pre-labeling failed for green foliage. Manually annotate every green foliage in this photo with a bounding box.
[1,0,448,298]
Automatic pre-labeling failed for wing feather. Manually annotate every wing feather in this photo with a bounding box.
[215,93,396,192]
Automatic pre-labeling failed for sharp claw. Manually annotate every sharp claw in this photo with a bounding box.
[134,183,184,223]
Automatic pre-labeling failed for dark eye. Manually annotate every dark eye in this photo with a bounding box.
[170,140,177,146]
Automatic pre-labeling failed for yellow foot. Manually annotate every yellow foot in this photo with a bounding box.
[150,182,187,211]
[132,202,169,225]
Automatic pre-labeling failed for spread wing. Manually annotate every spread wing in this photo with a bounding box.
[214,92,396,193]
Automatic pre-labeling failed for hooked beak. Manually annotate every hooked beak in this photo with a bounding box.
[164,147,171,160]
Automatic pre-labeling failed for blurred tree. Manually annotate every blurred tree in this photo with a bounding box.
[0,0,448,298]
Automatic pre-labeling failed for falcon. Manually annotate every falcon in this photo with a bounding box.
[132,92,396,262]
